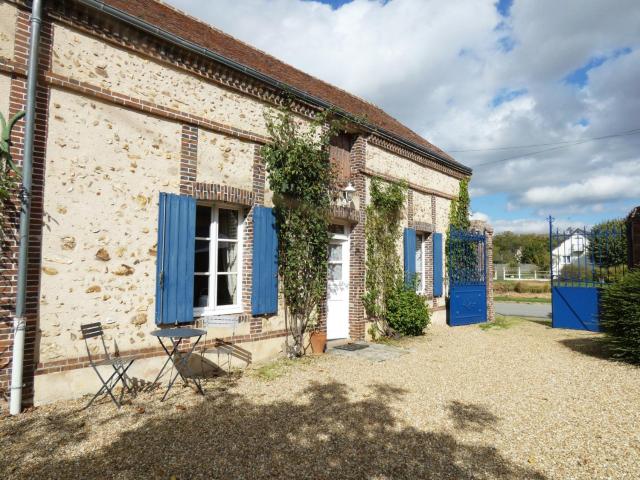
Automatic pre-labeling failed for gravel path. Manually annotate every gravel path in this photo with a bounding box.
[2,319,639,479]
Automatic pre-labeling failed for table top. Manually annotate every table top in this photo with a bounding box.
[150,328,206,338]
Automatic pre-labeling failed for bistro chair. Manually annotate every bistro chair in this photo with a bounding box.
[199,316,239,376]
[80,322,135,409]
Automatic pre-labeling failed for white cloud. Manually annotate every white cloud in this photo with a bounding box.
[164,0,640,225]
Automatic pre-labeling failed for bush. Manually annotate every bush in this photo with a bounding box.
[601,269,640,363]
[386,282,431,336]
[513,281,550,294]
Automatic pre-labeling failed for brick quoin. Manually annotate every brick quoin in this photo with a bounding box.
[0,9,54,404]
[348,135,367,340]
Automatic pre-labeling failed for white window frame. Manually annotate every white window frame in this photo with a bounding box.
[194,203,244,317]
[415,232,426,294]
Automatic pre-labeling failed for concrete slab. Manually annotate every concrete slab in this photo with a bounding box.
[328,341,411,362]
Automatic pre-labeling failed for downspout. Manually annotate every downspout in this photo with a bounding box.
[10,0,44,416]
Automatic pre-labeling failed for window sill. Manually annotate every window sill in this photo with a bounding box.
[194,307,244,317]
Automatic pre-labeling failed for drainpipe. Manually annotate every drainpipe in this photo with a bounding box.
[10,0,44,416]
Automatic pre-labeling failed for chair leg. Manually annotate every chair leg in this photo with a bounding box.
[85,367,121,409]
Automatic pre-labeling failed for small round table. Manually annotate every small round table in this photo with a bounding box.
[151,327,206,401]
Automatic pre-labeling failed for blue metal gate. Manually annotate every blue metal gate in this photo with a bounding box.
[448,229,487,326]
[549,217,628,332]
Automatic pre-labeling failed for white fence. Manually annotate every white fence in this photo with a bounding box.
[494,267,550,281]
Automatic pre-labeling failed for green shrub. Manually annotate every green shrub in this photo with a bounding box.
[601,269,640,363]
[513,281,550,294]
[386,282,430,336]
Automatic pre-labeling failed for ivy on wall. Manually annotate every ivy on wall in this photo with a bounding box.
[363,178,406,337]
[261,106,342,357]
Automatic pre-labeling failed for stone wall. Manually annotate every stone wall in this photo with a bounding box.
[413,191,433,225]
[0,73,10,115]
[51,25,273,138]
[0,0,17,61]
[197,130,254,191]
[39,88,182,362]
[366,143,460,196]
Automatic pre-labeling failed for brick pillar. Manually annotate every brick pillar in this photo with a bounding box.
[485,225,495,322]
[627,206,640,270]
[179,124,197,196]
[348,135,366,340]
[248,145,266,335]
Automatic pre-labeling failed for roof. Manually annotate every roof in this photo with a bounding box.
[95,0,471,175]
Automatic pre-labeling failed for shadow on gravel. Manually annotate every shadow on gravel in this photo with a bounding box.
[447,400,499,432]
[1,381,546,479]
[558,337,617,362]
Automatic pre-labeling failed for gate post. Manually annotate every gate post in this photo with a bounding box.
[627,206,640,270]
[485,225,495,322]
[471,220,495,323]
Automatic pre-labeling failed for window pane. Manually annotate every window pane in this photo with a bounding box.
[218,209,238,240]
[329,224,345,235]
[328,243,342,262]
[196,205,211,238]
[194,240,210,273]
[218,242,238,273]
[194,275,209,308]
[217,274,237,306]
[328,263,342,281]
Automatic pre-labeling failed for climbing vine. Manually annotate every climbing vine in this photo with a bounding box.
[363,178,406,337]
[448,177,471,232]
[446,177,474,277]
[0,111,24,241]
[261,106,341,357]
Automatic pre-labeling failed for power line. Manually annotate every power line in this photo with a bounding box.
[471,128,640,168]
[448,128,640,153]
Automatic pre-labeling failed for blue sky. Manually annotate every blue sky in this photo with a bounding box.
[169,0,640,232]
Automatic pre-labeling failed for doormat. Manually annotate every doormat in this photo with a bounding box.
[334,343,369,352]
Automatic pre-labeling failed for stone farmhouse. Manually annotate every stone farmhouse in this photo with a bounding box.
[0,0,475,406]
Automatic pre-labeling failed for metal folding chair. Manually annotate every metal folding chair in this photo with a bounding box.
[80,322,135,408]
[200,316,239,376]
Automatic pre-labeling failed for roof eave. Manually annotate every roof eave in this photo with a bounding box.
[75,0,472,176]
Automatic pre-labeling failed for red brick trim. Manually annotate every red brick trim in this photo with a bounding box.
[0,8,54,405]
[407,189,414,228]
[368,135,468,180]
[194,183,254,206]
[361,168,457,201]
[431,195,438,307]
[348,135,366,340]
[35,327,288,376]
[180,124,198,195]
[252,145,265,206]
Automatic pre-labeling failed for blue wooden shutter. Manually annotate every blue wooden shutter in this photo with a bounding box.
[403,228,417,287]
[155,193,196,325]
[433,232,443,297]
[252,206,278,315]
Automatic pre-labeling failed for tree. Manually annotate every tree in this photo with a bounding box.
[261,106,340,357]
[588,218,627,268]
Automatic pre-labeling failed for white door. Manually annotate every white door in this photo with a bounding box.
[327,225,350,339]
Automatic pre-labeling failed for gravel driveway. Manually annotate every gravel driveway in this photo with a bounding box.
[2,319,639,479]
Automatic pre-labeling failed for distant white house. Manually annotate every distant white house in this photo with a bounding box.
[552,230,590,274]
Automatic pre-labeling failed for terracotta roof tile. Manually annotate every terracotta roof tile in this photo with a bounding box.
[101,0,469,173]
